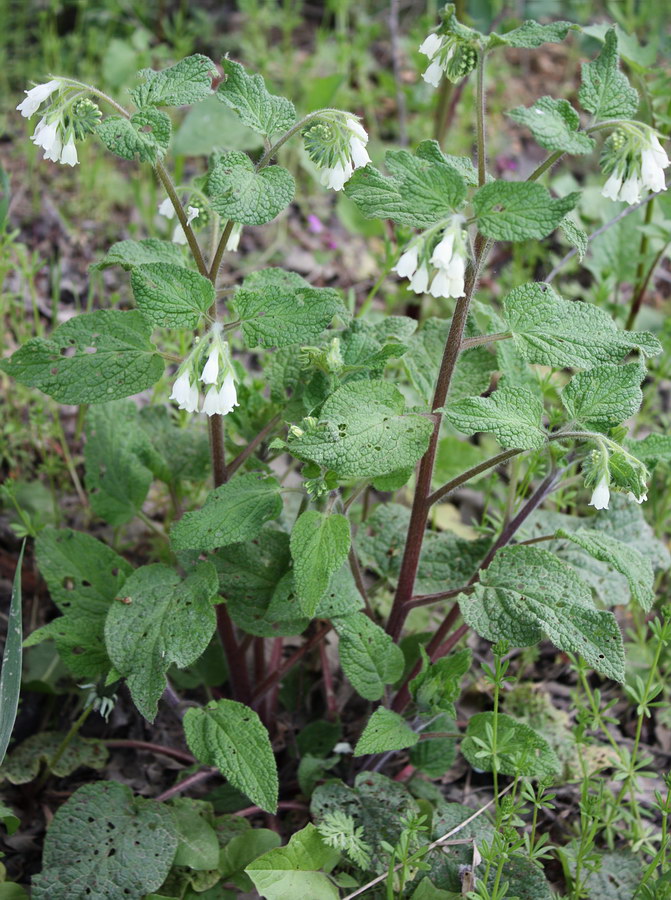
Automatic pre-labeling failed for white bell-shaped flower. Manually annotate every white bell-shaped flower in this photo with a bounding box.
[17,79,61,118]
[392,245,419,279]
[60,135,78,167]
[169,371,199,413]
[589,476,610,511]
[409,264,430,294]
[226,223,243,252]
[200,345,220,385]
[158,197,175,219]
[619,176,642,205]
[601,172,623,201]
[315,115,369,192]
[419,33,443,59]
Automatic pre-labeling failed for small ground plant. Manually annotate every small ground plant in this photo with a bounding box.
[1,5,670,898]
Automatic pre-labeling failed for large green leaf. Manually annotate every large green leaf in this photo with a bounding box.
[184,699,278,813]
[287,380,433,479]
[473,181,578,241]
[208,151,295,225]
[508,97,595,155]
[333,613,404,700]
[579,28,638,120]
[92,238,185,271]
[488,20,578,49]
[105,562,219,721]
[354,708,418,756]
[217,58,296,137]
[245,824,339,900]
[130,263,214,328]
[130,54,216,107]
[291,511,351,617]
[461,711,560,778]
[170,473,283,552]
[560,362,646,426]
[31,782,177,900]
[97,109,171,163]
[445,383,546,450]
[0,310,164,404]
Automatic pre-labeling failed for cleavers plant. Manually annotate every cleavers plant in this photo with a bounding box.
[3,5,671,898]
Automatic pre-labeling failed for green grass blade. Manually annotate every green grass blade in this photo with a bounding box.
[0,541,25,766]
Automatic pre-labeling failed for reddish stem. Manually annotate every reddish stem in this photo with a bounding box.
[104,739,195,765]
[217,605,251,704]
[252,624,332,702]
[319,638,338,721]
[154,768,218,802]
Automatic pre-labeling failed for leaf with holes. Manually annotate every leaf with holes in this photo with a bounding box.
[84,400,153,526]
[0,732,108,784]
[97,108,171,162]
[502,283,660,368]
[460,545,625,681]
[579,28,638,120]
[287,380,433,479]
[105,561,219,721]
[556,528,654,612]
[444,383,546,450]
[130,263,214,328]
[461,712,560,778]
[31,781,177,900]
[344,148,466,228]
[184,699,278,813]
[508,97,595,155]
[560,362,646,426]
[473,181,578,241]
[354,708,418,756]
[217,58,296,136]
[333,613,404,701]
[208,151,295,225]
[0,310,164,404]
[170,473,283,552]
[130,54,216,107]
[91,238,185,271]
[291,512,351,617]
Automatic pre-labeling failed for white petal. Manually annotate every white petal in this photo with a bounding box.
[419,33,443,59]
[392,246,419,279]
[429,269,452,298]
[32,120,59,152]
[409,264,430,294]
[17,79,61,118]
[601,172,623,201]
[649,134,669,168]
[186,206,200,226]
[640,150,666,192]
[172,225,188,244]
[346,118,368,143]
[589,478,610,510]
[170,372,198,412]
[158,198,175,218]
[627,491,647,504]
[619,176,642,205]
[218,373,238,414]
[186,383,200,413]
[326,160,352,191]
[202,386,221,416]
[60,138,78,167]
[430,232,455,269]
[349,136,370,168]
[422,59,443,88]
[200,347,220,385]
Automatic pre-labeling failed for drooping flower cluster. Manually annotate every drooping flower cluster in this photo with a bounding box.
[393,217,468,299]
[585,443,649,511]
[419,31,478,87]
[601,126,669,205]
[303,114,370,191]
[17,79,100,167]
[169,324,239,418]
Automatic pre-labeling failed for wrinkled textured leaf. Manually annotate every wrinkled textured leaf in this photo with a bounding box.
[170,474,283,552]
[627,432,671,469]
[105,561,219,721]
[0,309,163,404]
[461,545,625,681]
[354,708,418,756]
[503,283,660,368]
[585,851,644,899]
[287,380,433,479]
[0,732,108,784]
[136,406,211,485]
[130,263,214,328]
[561,362,646,426]
[291,511,351,617]
[131,54,216,107]
[579,28,638,120]
[508,96,595,154]
[445,383,546,450]
[91,238,184,271]
[245,824,339,900]
[461,711,560,778]
[84,400,153,526]
[473,181,578,241]
[488,20,578,49]
[333,612,404,700]
[208,151,294,225]
[217,58,296,136]
[184,699,278,813]
[557,528,654,612]
[97,109,171,162]
[344,149,466,228]
[31,782,177,900]
[560,217,588,261]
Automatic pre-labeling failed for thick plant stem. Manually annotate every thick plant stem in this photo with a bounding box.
[208,415,228,486]
[385,234,489,642]
[625,197,656,330]
[427,448,522,507]
[252,624,332,702]
[216,605,251,705]
[476,51,487,188]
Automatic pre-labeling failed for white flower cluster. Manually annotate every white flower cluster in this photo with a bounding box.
[419,31,477,88]
[601,128,669,205]
[17,79,79,166]
[393,218,467,299]
[170,325,239,418]
[320,117,370,191]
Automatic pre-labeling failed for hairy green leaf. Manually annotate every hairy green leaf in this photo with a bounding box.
[0,310,164,404]
[170,473,283,552]
[461,711,560,778]
[97,109,171,162]
[560,217,588,261]
[217,58,296,136]
[208,151,295,225]
[184,699,278,813]
[488,20,578,49]
[508,96,595,154]
[473,181,578,241]
[130,263,214,328]
[287,380,433,478]
[91,238,184,271]
[579,28,638,120]
[31,782,177,900]
[291,511,351,617]
[334,613,404,700]
[105,561,219,721]
[131,54,216,107]
[354,708,418,756]
[445,383,546,450]
[561,362,646,426]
